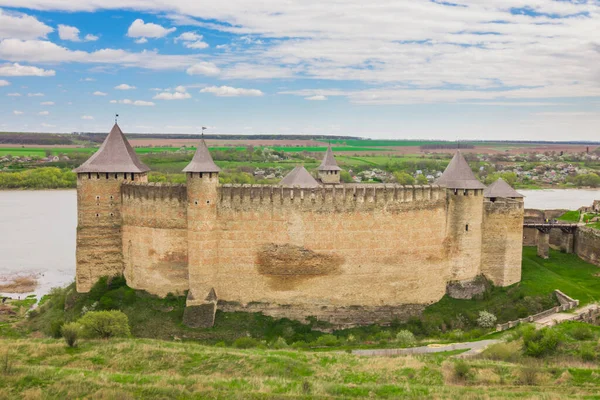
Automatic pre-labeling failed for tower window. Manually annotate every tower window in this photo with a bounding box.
[130,173,134,181]
[96,173,100,179]
[465,224,469,232]
[114,173,118,179]
[206,200,210,204]
[88,173,91,179]
[95,213,99,218]
[200,173,203,178]
[110,213,114,217]
[96,195,100,200]
[194,200,198,205]
[454,189,458,195]
[110,195,114,200]
[105,173,109,179]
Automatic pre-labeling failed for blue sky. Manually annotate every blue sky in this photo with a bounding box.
[0,1,598,140]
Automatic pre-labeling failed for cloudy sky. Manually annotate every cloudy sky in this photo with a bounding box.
[0,1,598,140]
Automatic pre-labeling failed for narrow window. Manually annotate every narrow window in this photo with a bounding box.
[110,195,114,200]
[465,224,469,232]
[87,173,91,179]
[200,173,203,179]
[194,200,198,205]
[130,173,134,181]
[96,195,100,200]
[454,189,458,195]
[206,200,210,204]
[105,173,109,179]
[95,213,99,217]
[96,173,100,179]
[114,173,118,179]
[110,213,114,217]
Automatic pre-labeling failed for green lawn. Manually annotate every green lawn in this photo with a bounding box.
[557,210,580,222]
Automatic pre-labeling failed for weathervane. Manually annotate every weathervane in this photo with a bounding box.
[115,114,119,124]
[201,126,207,138]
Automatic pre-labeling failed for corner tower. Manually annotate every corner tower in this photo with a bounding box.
[435,151,486,281]
[73,123,150,292]
[317,145,341,184]
[182,139,221,327]
[481,178,524,286]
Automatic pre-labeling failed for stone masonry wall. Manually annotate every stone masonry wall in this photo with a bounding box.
[121,182,189,296]
[186,184,454,323]
[575,227,600,267]
[481,198,524,286]
[76,173,147,292]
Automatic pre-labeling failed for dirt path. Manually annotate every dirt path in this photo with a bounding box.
[352,339,501,358]
[535,304,600,328]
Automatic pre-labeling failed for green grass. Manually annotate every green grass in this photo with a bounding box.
[558,210,580,222]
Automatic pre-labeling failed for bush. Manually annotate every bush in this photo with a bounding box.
[522,327,563,358]
[314,334,340,347]
[453,360,471,381]
[49,319,64,339]
[233,337,259,349]
[481,342,521,362]
[519,363,539,385]
[61,322,81,347]
[569,325,594,341]
[579,343,596,362]
[78,310,131,339]
[476,311,497,329]
[395,330,417,348]
[270,337,289,349]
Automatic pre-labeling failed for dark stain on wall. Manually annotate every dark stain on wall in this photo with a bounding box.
[256,243,344,290]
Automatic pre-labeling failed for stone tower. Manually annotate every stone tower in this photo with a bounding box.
[182,138,221,327]
[481,178,524,286]
[73,123,149,292]
[436,151,486,281]
[317,145,341,184]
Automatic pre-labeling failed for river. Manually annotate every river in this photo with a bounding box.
[0,188,599,298]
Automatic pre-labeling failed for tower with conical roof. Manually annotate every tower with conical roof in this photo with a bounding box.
[183,138,221,322]
[280,166,320,188]
[481,178,524,286]
[435,151,486,281]
[317,145,342,184]
[74,123,150,293]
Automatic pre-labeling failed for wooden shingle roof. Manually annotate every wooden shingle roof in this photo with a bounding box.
[279,166,320,188]
[317,145,342,171]
[73,124,150,173]
[484,178,524,198]
[435,151,486,189]
[182,139,221,173]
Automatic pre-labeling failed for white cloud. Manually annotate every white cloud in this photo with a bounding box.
[0,9,53,40]
[115,84,136,90]
[58,24,81,42]
[82,77,95,81]
[81,115,94,120]
[6,92,20,96]
[109,99,155,106]
[0,79,8,86]
[93,91,107,96]
[176,32,208,49]
[38,111,49,115]
[186,62,220,76]
[0,63,55,77]
[134,37,148,44]
[175,85,186,93]
[84,34,99,41]
[40,101,54,105]
[305,95,327,101]
[127,19,175,39]
[200,86,264,97]
[41,123,55,128]
[153,91,191,100]
[13,110,23,115]
[27,92,44,97]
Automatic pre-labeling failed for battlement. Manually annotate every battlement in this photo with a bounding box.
[121,182,187,203]
[483,197,524,212]
[218,184,445,210]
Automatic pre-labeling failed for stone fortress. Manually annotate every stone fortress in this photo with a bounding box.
[75,124,525,328]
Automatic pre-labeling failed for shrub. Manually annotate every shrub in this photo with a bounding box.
[481,342,521,362]
[569,325,594,341]
[233,337,259,349]
[453,360,471,381]
[476,311,497,329]
[61,322,81,348]
[395,330,417,348]
[579,343,596,362]
[270,337,289,349]
[314,334,340,347]
[522,327,563,358]
[49,319,65,339]
[291,341,308,349]
[78,310,131,339]
[519,363,539,385]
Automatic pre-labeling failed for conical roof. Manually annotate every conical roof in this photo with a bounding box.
[484,178,524,198]
[279,166,320,188]
[182,139,221,173]
[73,123,150,173]
[318,145,341,171]
[435,151,486,189]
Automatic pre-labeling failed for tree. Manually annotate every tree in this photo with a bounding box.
[394,171,415,185]
[78,310,131,339]
[416,174,429,185]
[574,173,600,188]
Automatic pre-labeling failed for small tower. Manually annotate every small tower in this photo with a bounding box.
[435,151,486,282]
[182,139,221,327]
[317,145,341,184]
[73,123,150,292]
[280,165,321,188]
[481,178,524,286]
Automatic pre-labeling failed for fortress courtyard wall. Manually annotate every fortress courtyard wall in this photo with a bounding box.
[186,184,455,323]
[481,198,524,286]
[121,182,189,296]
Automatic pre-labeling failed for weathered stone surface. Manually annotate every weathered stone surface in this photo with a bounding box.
[575,227,600,266]
[446,276,489,300]
[183,304,217,328]
[537,231,550,259]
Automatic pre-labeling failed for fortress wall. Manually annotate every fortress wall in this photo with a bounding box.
[121,183,189,296]
[188,184,451,323]
[481,199,524,286]
[575,227,600,267]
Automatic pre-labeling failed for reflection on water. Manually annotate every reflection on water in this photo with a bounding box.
[0,190,76,298]
[0,188,599,298]
[519,189,600,210]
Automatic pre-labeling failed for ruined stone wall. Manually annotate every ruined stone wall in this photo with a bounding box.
[481,198,524,286]
[445,189,484,281]
[121,182,189,296]
[186,184,453,323]
[575,227,600,267]
[76,172,147,292]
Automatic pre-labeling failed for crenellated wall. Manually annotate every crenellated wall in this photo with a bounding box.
[481,198,524,286]
[121,182,189,297]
